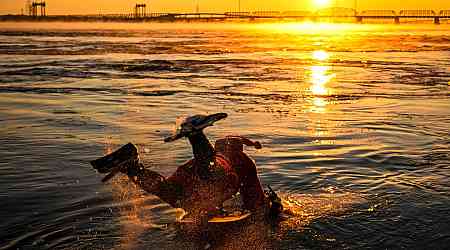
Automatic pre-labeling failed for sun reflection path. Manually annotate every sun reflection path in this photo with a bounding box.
[311,66,332,95]
[312,50,330,61]
[309,50,335,113]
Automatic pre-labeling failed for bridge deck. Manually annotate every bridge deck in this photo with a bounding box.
[2,8,450,23]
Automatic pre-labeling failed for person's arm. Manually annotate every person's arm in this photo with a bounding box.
[91,143,190,208]
[128,160,191,208]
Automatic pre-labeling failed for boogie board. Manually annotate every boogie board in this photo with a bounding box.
[179,211,252,224]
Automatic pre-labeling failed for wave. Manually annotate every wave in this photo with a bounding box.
[1,85,448,104]
[0,86,179,97]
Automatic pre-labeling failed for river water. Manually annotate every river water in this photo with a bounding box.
[0,22,449,249]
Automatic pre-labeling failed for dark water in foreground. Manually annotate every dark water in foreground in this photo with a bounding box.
[0,22,449,249]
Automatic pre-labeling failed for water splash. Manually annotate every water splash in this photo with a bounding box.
[102,140,160,250]
[273,190,366,244]
[110,177,155,250]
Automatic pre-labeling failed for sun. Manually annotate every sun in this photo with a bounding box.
[314,0,331,8]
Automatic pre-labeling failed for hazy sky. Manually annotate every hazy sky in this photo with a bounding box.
[1,0,450,15]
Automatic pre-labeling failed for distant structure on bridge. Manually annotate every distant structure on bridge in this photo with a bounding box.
[134,3,147,18]
[26,0,46,17]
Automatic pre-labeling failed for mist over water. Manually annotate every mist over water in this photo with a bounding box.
[0,22,449,249]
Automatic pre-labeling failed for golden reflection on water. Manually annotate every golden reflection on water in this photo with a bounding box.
[258,22,375,35]
[312,50,329,61]
[310,50,334,113]
[311,66,332,95]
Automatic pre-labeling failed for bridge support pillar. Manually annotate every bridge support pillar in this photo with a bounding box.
[434,17,440,25]
[394,17,400,24]
[134,4,146,19]
[31,1,46,17]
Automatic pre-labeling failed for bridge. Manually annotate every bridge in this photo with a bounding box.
[4,4,450,24]
[138,9,450,24]
[355,9,450,24]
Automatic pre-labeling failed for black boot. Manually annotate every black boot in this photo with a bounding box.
[265,185,283,218]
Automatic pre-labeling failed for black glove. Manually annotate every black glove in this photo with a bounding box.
[90,143,139,182]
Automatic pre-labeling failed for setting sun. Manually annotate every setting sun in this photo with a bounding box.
[314,0,331,8]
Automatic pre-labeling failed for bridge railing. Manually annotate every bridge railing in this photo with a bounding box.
[399,10,436,16]
[251,11,281,17]
[360,10,396,16]
[316,7,356,17]
[224,12,251,16]
[77,13,143,18]
[146,13,174,18]
[439,10,450,17]
[30,9,450,21]
[281,11,312,17]
[175,13,226,18]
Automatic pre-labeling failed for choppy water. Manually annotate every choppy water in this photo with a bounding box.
[0,22,449,250]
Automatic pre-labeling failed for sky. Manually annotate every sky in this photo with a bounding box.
[1,0,450,15]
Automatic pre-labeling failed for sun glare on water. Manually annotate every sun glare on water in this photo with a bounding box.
[312,50,330,61]
[309,50,335,112]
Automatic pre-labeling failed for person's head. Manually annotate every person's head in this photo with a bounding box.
[164,113,227,142]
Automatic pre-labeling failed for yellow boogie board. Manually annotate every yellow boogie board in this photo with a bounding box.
[179,211,252,224]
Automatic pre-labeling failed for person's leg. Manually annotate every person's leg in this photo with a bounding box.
[214,136,266,210]
[237,152,266,210]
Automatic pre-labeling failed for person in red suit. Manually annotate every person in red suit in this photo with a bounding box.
[91,113,282,217]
